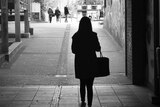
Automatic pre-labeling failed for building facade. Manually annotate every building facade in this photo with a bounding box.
[103,0,160,103]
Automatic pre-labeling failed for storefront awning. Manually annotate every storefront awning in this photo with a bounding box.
[77,9,100,12]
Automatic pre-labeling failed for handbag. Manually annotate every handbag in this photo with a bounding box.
[95,51,110,77]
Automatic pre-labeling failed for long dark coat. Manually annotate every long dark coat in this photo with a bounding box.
[64,6,69,15]
[71,32,101,79]
[55,9,61,17]
[48,8,53,17]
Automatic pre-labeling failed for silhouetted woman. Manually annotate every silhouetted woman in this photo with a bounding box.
[71,17,101,107]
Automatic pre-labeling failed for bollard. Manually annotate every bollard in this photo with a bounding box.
[152,47,160,105]
[29,28,34,35]
[156,47,160,95]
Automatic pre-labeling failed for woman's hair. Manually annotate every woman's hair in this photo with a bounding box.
[78,16,92,33]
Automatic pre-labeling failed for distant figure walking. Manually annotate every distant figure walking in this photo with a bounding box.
[64,5,69,22]
[71,17,101,107]
[48,8,54,23]
[55,7,61,22]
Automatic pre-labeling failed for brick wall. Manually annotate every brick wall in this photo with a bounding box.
[103,0,125,49]
[126,0,155,87]
[146,0,155,90]
[103,0,133,80]
[125,0,132,80]
[103,0,156,87]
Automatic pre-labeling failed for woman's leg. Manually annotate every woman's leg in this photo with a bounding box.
[57,16,60,21]
[49,16,51,23]
[56,16,59,22]
[80,79,86,103]
[50,17,52,23]
[86,78,94,106]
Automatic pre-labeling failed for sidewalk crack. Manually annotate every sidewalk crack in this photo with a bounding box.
[51,85,62,107]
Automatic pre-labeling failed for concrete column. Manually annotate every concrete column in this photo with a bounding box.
[15,0,21,42]
[24,10,30,35]
[152,0,160,105]
[132,0,147,85]
[104,0,106,8]
[159,0,160,46]
[30,0,33,21]
[27,0,30,29]
[28,0,31,19]
[1,0,8,54]
[28,0,34,35]
[39,10,41,21]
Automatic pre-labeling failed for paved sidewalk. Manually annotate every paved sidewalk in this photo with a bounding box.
[0,85,158,107]
[0,19,129,85]
[0,19,159,107]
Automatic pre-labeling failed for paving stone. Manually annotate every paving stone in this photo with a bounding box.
[98,92,116,96]
[0,100,12,107]
[33,96,53,101]
[19,89,38,94]
[92,98,101,106]
[0,94,16,100]
[14,94,35,101]
[30,104,50,107]
[122,102,144,107]
[35,92,54,97]
[31,100,52,105]
[59,98,78,104]
[10,101,31,107]
[58,103,79,107]
[99,96,119,99]
[0,85,159,107]
[119,98,140,103]
[115,92,135,96]
[102,102,123,107]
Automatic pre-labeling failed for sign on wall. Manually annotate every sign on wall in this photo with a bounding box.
[31,3,40,13]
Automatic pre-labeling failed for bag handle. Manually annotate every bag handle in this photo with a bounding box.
[100,51,103,57]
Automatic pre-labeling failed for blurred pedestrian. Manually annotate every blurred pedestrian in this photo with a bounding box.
[48,8,54,23]
[71,17,101,107]
[55,7,61,22]
[64,5,69,22]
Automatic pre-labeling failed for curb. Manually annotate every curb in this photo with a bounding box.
[5,41,23,62]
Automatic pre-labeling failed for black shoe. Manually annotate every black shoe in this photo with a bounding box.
[80,102,86,107]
